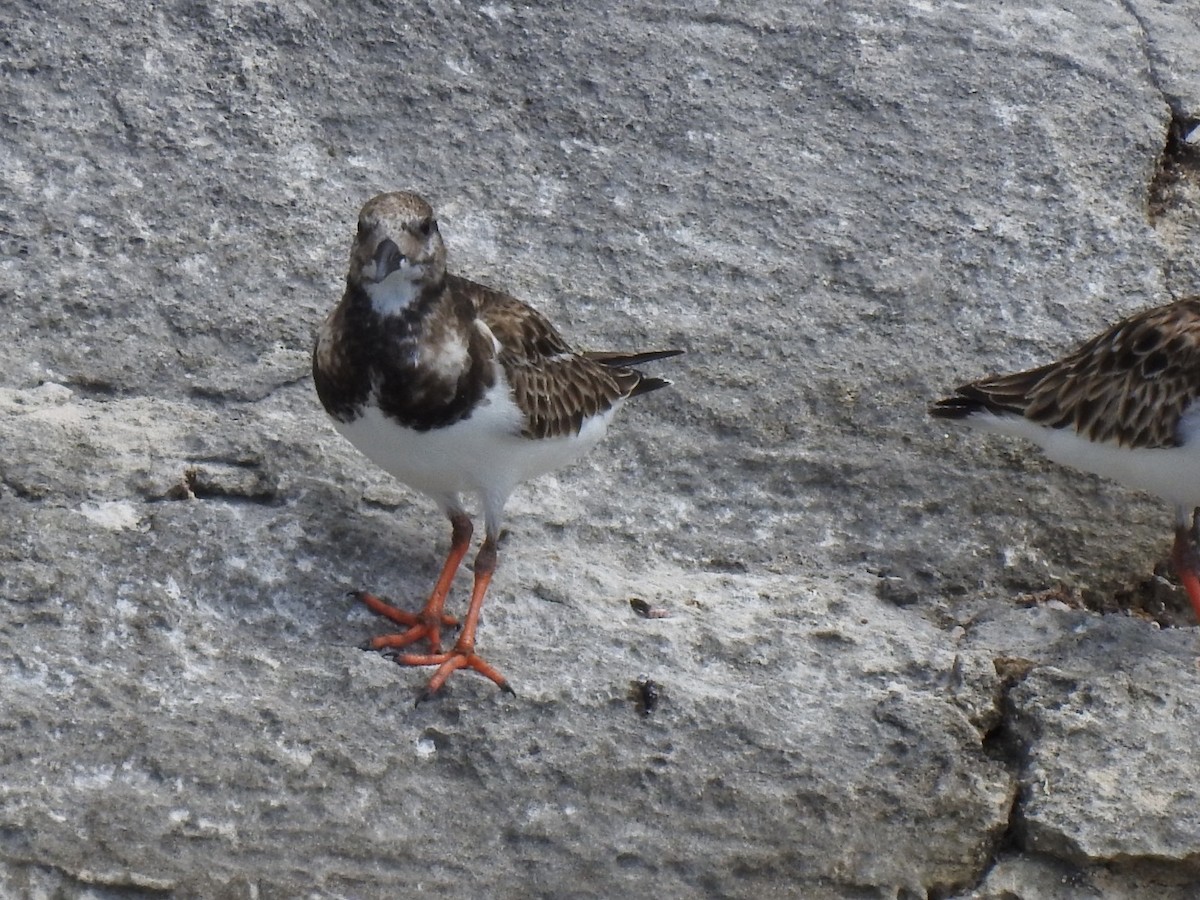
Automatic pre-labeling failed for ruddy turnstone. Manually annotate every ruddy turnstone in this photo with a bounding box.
[313,191,680,699]
[930,296,1200,619]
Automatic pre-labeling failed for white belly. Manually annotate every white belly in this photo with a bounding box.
[967,412,1200,509]
[332,382,622,507]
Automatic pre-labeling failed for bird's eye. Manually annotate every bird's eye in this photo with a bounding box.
[417,217,434,238]
[356,220,366,239]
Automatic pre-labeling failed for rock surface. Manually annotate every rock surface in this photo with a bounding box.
[1,0,1199,896]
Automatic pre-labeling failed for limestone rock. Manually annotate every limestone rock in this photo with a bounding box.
[2,0,1199,896]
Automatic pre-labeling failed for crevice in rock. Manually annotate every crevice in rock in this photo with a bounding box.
[27,861,174,896]
[157,460,280,505]
[60,374,126,398]
[1148,110,1200,224]
[188,371,311,404]
[1118,0,1200,227]
[0,475,52,502]
[950,657,1038,896]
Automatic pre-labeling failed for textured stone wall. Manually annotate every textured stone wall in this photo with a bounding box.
[1,1,1199,896]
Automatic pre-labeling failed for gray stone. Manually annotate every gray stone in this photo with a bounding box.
[960,851,1200,900]
[1006,623,1200,866]
[1,0,1199,896]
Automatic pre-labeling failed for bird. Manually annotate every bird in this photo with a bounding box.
[930,296,1200,620]
[313,191,681,699]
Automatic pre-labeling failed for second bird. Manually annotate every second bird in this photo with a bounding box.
[931,296,1200,620]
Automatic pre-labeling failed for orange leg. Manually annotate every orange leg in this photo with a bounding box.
[357,513,471,655]
[400,536,514,702]
[1172,523,1200,622]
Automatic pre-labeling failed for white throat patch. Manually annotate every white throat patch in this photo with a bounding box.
[365,268,423,318]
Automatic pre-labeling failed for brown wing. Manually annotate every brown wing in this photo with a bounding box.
[933,298,1200,450]
[448,274,670,439]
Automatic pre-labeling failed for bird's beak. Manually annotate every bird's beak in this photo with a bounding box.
[371,238,404,282]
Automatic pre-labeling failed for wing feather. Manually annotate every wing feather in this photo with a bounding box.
[932,297,1200,450]
[449,274,676,439]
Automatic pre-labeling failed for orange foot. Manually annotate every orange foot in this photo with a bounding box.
[353,590,459,654]
[398,534,512,703]
[1172,523,1200,622]
[401,646,515,703]
[354,512,474,656]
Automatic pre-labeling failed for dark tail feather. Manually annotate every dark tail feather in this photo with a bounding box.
[929,379,1035,420]
[928,394,988,420]
[584,349,684,368]
[583,348,681,398]
[932,358,1054,421]
[586,349,682,398]
[629,374,674,398]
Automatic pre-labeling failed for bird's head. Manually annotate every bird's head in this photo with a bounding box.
[347,191,447,316]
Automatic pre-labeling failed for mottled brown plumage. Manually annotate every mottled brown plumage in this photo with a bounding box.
[314,246,673,440]
[454,275,669,440]
[930,296,1200,625]
[931,297,1200,449]
[312,190,681,699]
[314,277,496,430]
